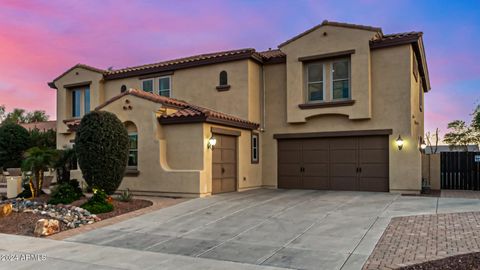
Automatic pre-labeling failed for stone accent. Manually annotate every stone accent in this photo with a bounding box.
[34,219,60,237]
[363,212,480,270]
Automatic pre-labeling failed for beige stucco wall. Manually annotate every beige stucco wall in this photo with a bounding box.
[280,25,377,122]
[422,154,440,190]
[262,43,424,193]
[103,59,257,122]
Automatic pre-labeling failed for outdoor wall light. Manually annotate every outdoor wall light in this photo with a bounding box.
[420,138,427,151]
[395,135,404,150]
[207,135,217,149]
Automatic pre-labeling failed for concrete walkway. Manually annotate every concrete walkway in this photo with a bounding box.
[3,189,480,270]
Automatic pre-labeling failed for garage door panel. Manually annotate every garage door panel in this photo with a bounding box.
[278,140,302,150]
[278,164,301,176]
[303,176,329,189]
[278,150,301,163]
[302,139,329,150]
[330,137,356,149]
[222,163,236,178]
[221,178,236,192]
[278,176,302,189]
[331,164,357,177]
[358,178,388,192]
[331,149,357,163]
[361,164,388,177]
[303,164,328,176]
[221,136,236,149]
[359,136,387,149]
[303,150,328,163]
[359,149,388,163]
[330,177,357,190]
[221,149,236,163]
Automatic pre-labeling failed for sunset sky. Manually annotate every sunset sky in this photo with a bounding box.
[0,0,479,138]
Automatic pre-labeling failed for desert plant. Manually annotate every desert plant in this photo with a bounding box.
[54,148,77,185]
[21,147,58,197]
[0,122,31,168]
[75,111,129,194]
[117,188,133,202]
[48,179,84,205]
[81,188,114,214]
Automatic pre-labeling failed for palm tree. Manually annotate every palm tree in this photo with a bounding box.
[22,147,58,197]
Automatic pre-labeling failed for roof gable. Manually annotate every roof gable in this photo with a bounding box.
[279,20,383,47]
[48,64,106,89]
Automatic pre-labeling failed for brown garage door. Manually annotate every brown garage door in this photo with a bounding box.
[212,134,237,194]
[278,136,388,192]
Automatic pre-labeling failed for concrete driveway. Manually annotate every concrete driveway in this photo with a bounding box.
[59,188,480,270]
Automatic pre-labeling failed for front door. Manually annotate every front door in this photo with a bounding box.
[212,134,237,194]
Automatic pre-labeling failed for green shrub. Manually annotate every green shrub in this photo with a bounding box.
[75,111,129,195]
[0,123,31,168]
[81,189,114,214]
[48,180,84,205]
[117,188,133,202]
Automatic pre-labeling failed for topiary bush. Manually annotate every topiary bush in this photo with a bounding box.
[75,111,129,194]
[48,180,84,205]
[0,123,31,168]
[81,189,114,214]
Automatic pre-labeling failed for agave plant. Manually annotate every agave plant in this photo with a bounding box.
[22,147,58,197]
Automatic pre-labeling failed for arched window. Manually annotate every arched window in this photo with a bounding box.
[124,121,138,169]
[219,71,228,86]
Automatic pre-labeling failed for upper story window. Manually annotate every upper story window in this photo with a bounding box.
[141,76,171,97]
[158,76,171,97]
[331,59,350,100]
[71,86,90,118]
[251,132,259,164]
[306,63,324,102]
[142,79,154,93]
[219,71,228,86]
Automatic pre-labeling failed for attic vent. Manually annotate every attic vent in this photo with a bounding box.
[121,85,127,93]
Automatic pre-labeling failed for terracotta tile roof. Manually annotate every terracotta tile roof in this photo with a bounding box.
[257,49,286,59]
[104,48,259,79]
[63,118,81,132]
[20,121,57,131]
[95,89,259,130]
[95,88,189,111]
[370,31,423,48]
[161,104,260,130]
[279,20,383,47]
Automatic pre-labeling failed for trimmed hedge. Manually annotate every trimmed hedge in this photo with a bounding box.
[0,123,31,168]
[75,111,129,194]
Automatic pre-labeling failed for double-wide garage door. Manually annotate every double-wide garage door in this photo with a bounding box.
[278,135,389,192]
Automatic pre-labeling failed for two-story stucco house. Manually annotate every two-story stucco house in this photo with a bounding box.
[49,21,430,197]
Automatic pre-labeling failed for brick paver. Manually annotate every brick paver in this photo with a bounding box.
[363,211,480,270]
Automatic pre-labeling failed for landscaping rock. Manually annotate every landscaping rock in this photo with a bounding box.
[0,203,12,218]
[34,219,60,237]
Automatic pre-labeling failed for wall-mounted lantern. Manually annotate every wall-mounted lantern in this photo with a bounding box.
[395,135,404,150]
[207,135,217,149]
[419,137,427,152]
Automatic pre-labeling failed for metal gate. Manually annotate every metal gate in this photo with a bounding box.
[441,152,480,190]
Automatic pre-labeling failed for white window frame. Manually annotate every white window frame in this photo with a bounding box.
[251,132,259,163]
[306,62,326,103]
[330,58,351,101]
[158,76,171,97]
[127,132,138,169]
[141,79,154,93]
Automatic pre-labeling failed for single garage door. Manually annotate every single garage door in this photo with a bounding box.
[278,135,389,192]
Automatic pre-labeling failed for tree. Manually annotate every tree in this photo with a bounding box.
[3,108,27,124]
[29,128,56,149]
[443,120,477,151]
[75,111,129,194]
[473,105,480,131]
[425,128,440,154]
[21,147,58,197]
[25,110,49,123]
[0,105,5,123]
[3,109,49,124]
[0,123,31,168]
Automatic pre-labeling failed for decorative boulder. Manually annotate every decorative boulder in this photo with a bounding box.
[0,203,12,217]
[34,219,60,237]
